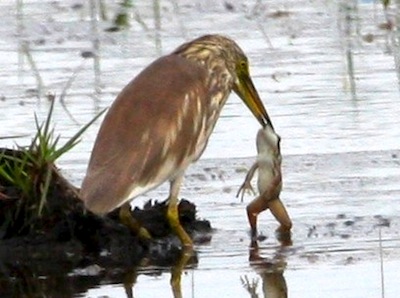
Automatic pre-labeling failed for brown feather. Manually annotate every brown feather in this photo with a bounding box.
[81,54,209,214]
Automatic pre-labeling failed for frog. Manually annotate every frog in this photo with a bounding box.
[237,125,292,241]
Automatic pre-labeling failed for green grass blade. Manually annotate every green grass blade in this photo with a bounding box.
[38,166,52,217]
[53,108,107,160]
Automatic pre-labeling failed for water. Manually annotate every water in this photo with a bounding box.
[0,0,399,297]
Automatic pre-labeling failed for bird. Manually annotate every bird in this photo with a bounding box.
[80,34,272,248]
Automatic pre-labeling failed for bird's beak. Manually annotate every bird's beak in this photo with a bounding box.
[233,74,273,129]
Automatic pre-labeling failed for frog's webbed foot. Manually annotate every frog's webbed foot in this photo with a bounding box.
[236,180,256,202]
[275,226,292,246]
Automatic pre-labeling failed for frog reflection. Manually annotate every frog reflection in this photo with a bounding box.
[241,240,288,298]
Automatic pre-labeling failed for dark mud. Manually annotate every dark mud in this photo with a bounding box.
[0,148,211,297]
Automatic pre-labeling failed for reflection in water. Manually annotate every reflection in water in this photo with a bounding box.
[0,261,103,298]
[241,237,292,298]
[338,0,358,100]
[170,247,194,298]
[123,247,194,298]
[0,245,196,298]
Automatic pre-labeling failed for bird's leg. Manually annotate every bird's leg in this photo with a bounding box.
[122,268,137,298]
[246,195,269,239]
[119,202,152,240]
[167,174,193,248]
[237,162,258,202]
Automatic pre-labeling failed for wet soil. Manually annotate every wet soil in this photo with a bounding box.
[0,148,211,297]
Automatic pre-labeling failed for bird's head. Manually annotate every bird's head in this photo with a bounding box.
[173,34,273,128]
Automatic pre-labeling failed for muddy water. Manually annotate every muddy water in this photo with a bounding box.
[1,0,400,297]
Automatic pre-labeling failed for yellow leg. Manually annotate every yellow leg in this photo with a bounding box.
[167,175,193,248]
[119,202,152,240]
[122,268,137,298]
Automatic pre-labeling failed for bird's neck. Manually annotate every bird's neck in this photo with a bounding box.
[173,42,234,144]
[175,45,233,109]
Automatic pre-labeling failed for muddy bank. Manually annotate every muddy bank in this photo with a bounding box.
[0,148,212,297]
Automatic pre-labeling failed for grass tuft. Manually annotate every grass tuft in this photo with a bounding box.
[0,98,106,237]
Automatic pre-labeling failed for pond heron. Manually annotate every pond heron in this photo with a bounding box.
[80,34,272,248]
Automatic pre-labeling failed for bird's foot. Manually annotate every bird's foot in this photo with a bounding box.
[119,203,152,241]
[138,226,152,240]
[167,202,193,249]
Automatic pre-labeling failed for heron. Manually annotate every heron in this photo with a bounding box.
[80,34,272,248]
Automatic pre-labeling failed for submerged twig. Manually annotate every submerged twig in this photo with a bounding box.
[16,0,24,83]
[338,0,357,99]
[21,42,45,98]
[345,47,356,98]
[153,0,162,55]
[169,0,187,39]
[392,0,400,90]
[132,10,149,31]
[89,0,102,97]
[98,0,108,21]
[15,0,44,99]
[255,20,274,49]
[59,61,87,125]
[379,228,385,298]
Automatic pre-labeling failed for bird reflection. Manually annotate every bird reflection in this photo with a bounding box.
[123,247,195,298]
[170,247,193,298]
[0,243,196,298]
[242,237,292,298]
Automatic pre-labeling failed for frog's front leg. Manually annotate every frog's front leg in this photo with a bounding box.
[237,162,258,202]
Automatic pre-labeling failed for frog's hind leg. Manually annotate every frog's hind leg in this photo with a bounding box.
[246,196,269,239]
[268,198,292,230]
[268,198,292,245]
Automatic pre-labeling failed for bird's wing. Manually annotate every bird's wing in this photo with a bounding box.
[80,54,208,214]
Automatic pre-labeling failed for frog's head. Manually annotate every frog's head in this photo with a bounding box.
[256,125,281,155]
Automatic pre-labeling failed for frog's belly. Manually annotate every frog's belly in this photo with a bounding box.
[257,168,275,193]
[257,167,282,198]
